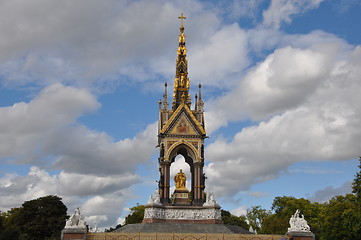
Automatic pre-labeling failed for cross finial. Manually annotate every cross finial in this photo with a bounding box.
[178,13,186,28]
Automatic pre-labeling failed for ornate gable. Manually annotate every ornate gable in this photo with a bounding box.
[160,103,205,137]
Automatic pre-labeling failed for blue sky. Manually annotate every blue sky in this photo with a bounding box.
[0,0,360,229]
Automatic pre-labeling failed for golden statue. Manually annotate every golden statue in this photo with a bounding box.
[174,169,187,190]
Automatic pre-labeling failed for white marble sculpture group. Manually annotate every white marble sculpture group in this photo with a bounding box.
[146,189,162,206]
[203,191,220,207]
[288,209,311,232]
[64,208,87,229]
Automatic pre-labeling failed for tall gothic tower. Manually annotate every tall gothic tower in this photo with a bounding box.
[157,13,206,206]
[143,14,221,224]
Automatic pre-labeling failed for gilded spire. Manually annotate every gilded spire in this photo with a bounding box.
[163,82,168,110]
[179,13,186,30]
[196,83,204,112]
[172,13,191,110]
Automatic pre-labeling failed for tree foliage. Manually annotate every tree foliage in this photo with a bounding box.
[0,208,22,240]
[221,210,249,230]
[246,205,271,233]
[257,159,361,239]
[0,195,67,240]
[124,205,145,225]
[321,194,360,240]
[352,157,361,202]
[105,224,122,232]
[262,196,323,237]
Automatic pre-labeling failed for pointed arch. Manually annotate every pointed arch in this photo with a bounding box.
[166,140,200,165]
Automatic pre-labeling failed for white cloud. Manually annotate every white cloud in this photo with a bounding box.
[0,83,99,162]
[334,0,361,14]
[0,0,225,90]
[51,122,157,175]
[0,0,252,92]
[189,23,249,87]
[81,194,127,228]
[239,46,333,119]
[231,205,248,216]
[262,0,324,29]
[248,192,269,198]
[58,172,139,197]
[309,181,352,203]
[204,42,361,198]
[206,44,336,132]
[228,0,261,20]
[0,167,58,211]
[0,83,157,227]
[0,166,135,228]
[0,82,157,172]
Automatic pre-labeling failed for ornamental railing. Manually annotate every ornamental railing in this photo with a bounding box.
[86,233,290,240]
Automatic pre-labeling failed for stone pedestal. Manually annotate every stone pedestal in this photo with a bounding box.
[143,205,222,224]
[286,231,315,240]
[61,229,87,240]
[173,189,191,206]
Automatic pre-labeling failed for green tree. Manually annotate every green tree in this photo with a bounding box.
[352,157,361,202]
[0,196,67,240]
[0,208,22,240]
[221,210,249,230]
[16,195,67,240]
[319,157,361,240]
[124,205,145,225]
[246,205,271,233]
[105,224,122,232]
[262,196,322,238]
[0,213,3,239]
[321,194,360,240]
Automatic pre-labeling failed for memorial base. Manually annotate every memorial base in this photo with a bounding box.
[286,231,315,240]
[143,205,222,224]
[61,228,87,240]
[173,189,191,206]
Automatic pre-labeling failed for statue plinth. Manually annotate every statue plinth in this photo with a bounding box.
[286,231,315,240]
[61,228,87,240]
[173,189,191,206]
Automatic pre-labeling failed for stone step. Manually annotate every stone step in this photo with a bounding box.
[114,223,251,234]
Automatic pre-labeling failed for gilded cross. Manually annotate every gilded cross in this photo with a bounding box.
[178,13,186,27]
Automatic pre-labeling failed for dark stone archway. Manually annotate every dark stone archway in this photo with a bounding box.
[159,143,205,206]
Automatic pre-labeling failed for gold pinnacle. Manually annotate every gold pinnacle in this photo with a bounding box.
[178,13,186,28]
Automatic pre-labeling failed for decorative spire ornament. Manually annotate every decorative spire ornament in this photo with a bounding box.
[163,82,168,110]
[172,13,191,110]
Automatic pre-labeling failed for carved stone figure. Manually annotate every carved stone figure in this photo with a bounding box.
[203,191,219,207]
[153,189,162,205]
[174,169,187,190]
[89,223,99,233]
[288,209,311,232]
[147,194,154,205]
[146,189,162,206]
[201,173,206,186]
[160,143,164,158]
[65,208,86,229]
[158,173,164,188]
